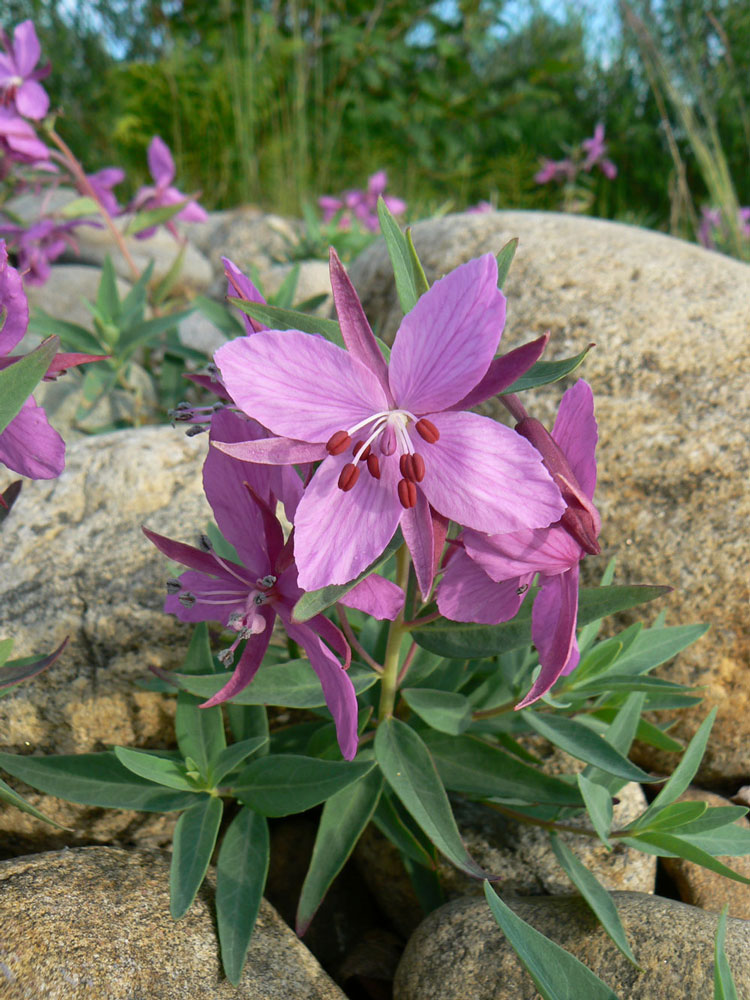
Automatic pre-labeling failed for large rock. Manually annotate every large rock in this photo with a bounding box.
[25,264,131,331]
[393,891,750,1000]
[0,846,347,999]
[349,211,750,785]
[200,206,302,288]
[0,426,211,849]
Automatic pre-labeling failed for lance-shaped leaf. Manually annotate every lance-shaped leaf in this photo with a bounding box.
[113,747,199,792]
[577,774,614,847]
[496,238,518,289]
[608,624,710,677]
[483,882,621,1000]
[0,335,59,435]
[210,737,268,786]
[401,688,472,735]
[124,198,189,236]
[372,791,436,868]
[175,625,225,777]
[170,795,224,918]
[228,298,345,347]
[233,755,375,816]
[0,637,68,690]
[374,718,493,879]
[377,196,417,313]
[501,343,593,394]
[0,776,67,828]
[406,229,430,297]
[296,768,383,934]
[624,831,750,885]
[217,806,270,986]
[714,906,740,1000]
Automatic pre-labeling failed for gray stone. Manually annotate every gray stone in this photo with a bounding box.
[25,264,131,332]
[349,211,750,785]
[393,891,750,1000]
[201,206,302,281]
[0,846,347,1000]
[258,260,333,315]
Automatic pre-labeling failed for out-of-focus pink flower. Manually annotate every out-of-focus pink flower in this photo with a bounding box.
[698,204,750,250]
[128,136,207,239]
[534,157,576,185]
[0,106,50,175]
[0,217,84,285]
[318,170,406,232]
[582,124,617,178]
[466,201,493,214]
[0,20,50,120]
[85,167,125,216]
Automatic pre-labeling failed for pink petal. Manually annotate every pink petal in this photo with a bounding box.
[517,565,580,709]
[0,242,29,353]
[176,199,208,223]
[388,254,505,413]
[215,331,389,443]
[329,248,392,398]
[0,397,64,479]
[147,136,175,187]
[341,574,405,621]
[551,379,598,499]
[143,526,249,580]
[293,452,402,590]
[12,21,41,76]
[164,570,251,625]
[463,523,581,582]
[437,547,531,624]
[449,334,549,411]
[213,436,327,465]
[200,624,273,708]
[306,613,351,669]
[414,410,565,534]
[223,256,267,334]
[284,620,360,761]
[400,487,435,599]
[15,79,48,120]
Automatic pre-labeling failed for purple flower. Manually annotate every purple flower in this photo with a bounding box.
[85,167,125,216]
[582,124,617,179]
[437,380,600,708]
[144,409,403,760]
[0,106,50,173]
[319,171,406,233]
[0,20,50,120]
[466,201,493,214]
[0,217,83,285]
[128,136,208,239]
[213,250,564,597]
[534,158,576,186]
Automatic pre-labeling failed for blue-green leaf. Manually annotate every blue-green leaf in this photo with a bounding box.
[228,299,345,347]
[233,755,375,816]
[113,747,198,792]
[0,336,59,435]
[0,775,66,828]
[626,831,750,884]
[495,238,518,289]
[401,688,472,735]
[501,344,593,395]
[577,774,614,848]
[377,197,417,313]
[170,795,223,918]
[715,906,740,1000]
[210,738,268,786]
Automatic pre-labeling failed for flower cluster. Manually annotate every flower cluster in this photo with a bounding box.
[319,170,406,232]
[535,123,617,187]
[698,205,750,251]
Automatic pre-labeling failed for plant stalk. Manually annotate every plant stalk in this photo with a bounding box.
[377,544,411,721]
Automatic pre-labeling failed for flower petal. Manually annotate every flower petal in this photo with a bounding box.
[400,487,435,599]
[449,334,549,411]
[463,523,581,582]
[12,21,41,76]
[0,397,64,479]
[200,623,273,708]
[164,570,251,625]
[341,574,405,621]
[517,565,580,708]
[15,79,48,120]
[223,256,267,334]
[415,410,565,534]
[147,136,175,187]
[388,254,505,412]
[143,526,251,582]
[215,331,389,442]
[437,547,531,624]
[551,379,598,499]
[293,452,402,590]
[0,242,29,353]
[213,436,327,465]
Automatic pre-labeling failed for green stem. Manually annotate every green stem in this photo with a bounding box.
[486,801,628,841]
[377,544,410,722]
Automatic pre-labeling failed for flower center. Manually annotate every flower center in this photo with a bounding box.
[326,410,440,509]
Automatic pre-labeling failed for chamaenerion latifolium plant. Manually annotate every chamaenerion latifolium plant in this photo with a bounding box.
[2,197,748,997]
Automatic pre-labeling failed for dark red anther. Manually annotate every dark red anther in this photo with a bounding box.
[338,463,360,492]
[397,478,417,509]
[415,418,440,444]
[411,452,425,482]
[366,454,381,479]
[327,430,352,455]
[399,452,426,483]
[353,440,371,461]
[399,453,411,479]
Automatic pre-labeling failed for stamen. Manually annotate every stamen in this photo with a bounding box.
[326,430,351,455]
[186,425,208,437]
[380,424,397,456]
[218,648,235,667]
[415,418,440,444]
[397,479,417,509]
[198,533,213,552]
[338,463,360,491]
[257,575,277,588]
[166,579,182,594]
[352,440,371,461]
[366,454,381,479]
[516,583,529,596]
[178,592,197,608]
[411,453,425,482]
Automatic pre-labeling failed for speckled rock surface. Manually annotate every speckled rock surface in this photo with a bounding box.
[349,211,750,785]
[661,788,750,919]
[356,782,654,939]
[0,426,211,849]
[393,891,750,1000]
[0,846,347,1000]
[201,207,302,296]
[25,264,132,331]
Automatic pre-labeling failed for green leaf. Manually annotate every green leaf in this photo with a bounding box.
[638,801,708,832]
[627,831,750,884]
[226,704,269,750]
[233,755,375,817]
[113,747,198,791]
[119,311,193,355]
[292,533,403,622]
[401,688,472,735]
[210,738,268,785]
[96,256,120,322]
[680,826,750,857]
[501,344,593,395]
[0,637,68,690]
[609,624,710,677]
[405,228,430,297]
[124,198,189,235]
[581,692,645,793]
[59,195,99,218]
[228,299,344,347]
[296,768,383,934]
[524,713,658,784]
[175,630,226,776]
[374,718,491,879]
[550,835,638,965]
[496,238,518,289]
[152,243,187,305]
[577,559,618,652]
[372,791,436,868]
[483,882,621,1000]
[675,807,748,836]
[194,295,243,337]
[0,336,59,435]
[423,731,582,807]
[0,750,197,811]
[168,660,378,708]
[630,709,717,828]
[170,795,223,918]
[0,638,13,669]
[0,775,67,828]
[577,774,614,847]
[216,806,269,986]
[715,906,740,1000]
[29,311,105,354]
[377,196,417,313]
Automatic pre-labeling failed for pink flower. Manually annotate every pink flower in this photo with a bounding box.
[213,250,564,596]
[128,136,207,239]
[466,201,493,214]
[319,171,406,232]
[85,167,125,216]
[0,20,50,120]
[582,124,617,179]
[534,157,576,185]
[0,106,50,172]
[437,380,600,708]
[144,409,404,760]
[0,217,84,285]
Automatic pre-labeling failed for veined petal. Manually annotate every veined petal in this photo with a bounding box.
[340,573,405,621]
[552,379,598,499]
[223,256,267,334]
[293,452,402,590]
[213,436,327,465]
[200,622,273,708]
[463,523,582,582]
[329,247,392,398]
[437,548,531,624]
[143,526,250,581]
[164,570,250,625]
[389,254,504,413]
[517,565,580,709]
[215,331,389,442]
[400,487,435,600]
[0,398,64,479]
[415,410,565,534]
[285,620,359,761]
[449,334,549,411]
